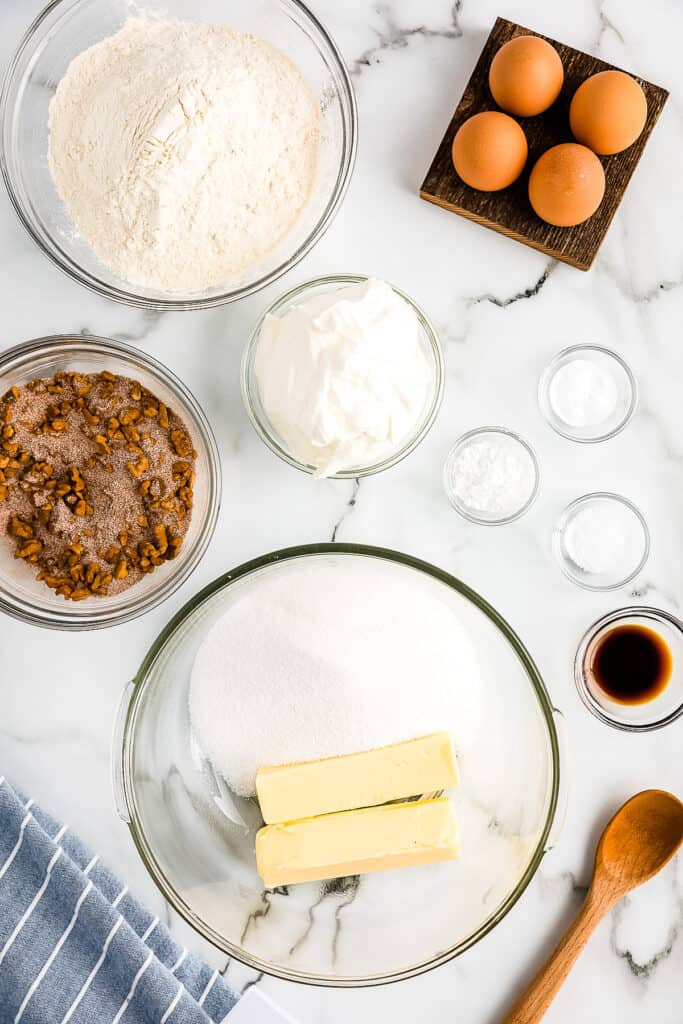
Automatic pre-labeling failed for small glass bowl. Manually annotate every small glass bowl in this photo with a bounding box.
[575,607,683,731]
[0,336,221,630]
[241,275,445,479]
[553,493,649,591]
[443,427,540,525]
[0,0,357,310]
[538,344,637,443]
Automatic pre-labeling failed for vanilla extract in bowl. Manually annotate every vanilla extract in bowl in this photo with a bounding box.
[589,624,673,705]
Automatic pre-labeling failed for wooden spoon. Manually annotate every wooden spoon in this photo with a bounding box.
[501,789,683,1024]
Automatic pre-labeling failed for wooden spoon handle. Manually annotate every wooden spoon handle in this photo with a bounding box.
[500,891,610,1024]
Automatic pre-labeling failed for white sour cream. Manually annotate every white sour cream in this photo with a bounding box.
[254,278,432,477]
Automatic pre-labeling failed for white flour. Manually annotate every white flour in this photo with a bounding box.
[189,561,482,797]
[48,18,320,293]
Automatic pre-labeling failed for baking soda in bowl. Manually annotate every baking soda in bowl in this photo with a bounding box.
[548,358,617,427]
[539,345,637,443]
[189,559,483,797]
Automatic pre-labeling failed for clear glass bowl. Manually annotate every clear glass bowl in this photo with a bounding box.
[553,492,649,591]
[538,344,637,443]
[0,336,221,629]
[241,275,445,479]
[0,0,357,310]
[575,607,683,731]
[113,544,564,987]
[443,427,540,525]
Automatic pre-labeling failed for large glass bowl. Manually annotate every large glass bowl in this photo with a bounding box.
[0,336,221,629]
[113,544,565,986]
[241,276,445,479]
[0,0,357,310]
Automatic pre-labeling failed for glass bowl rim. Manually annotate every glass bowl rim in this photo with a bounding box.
[119,541,561,987]
[538,343,638,444]
[552,491,650,592]
[0,0,358,311]
[574,605,683,732]
[0,333,221,629]
[443,426,541,525]
[241,274,445,479]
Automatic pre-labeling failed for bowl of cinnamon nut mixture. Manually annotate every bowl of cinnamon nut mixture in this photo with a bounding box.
[0,335,220,629]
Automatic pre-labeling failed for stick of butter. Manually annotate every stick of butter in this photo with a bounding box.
[256,797,460,888]
[256,732,458,824]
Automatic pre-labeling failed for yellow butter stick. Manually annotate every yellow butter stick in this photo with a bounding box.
[256,797,460,888]
[256,731,458,825]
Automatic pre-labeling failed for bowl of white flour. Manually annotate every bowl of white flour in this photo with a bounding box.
[114,544,564,986]
[0,0,357,308]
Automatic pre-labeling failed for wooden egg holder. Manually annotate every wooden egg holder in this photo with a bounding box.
[420,17,668,270]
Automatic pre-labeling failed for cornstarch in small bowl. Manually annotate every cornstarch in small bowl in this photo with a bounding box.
[443,427,539,525]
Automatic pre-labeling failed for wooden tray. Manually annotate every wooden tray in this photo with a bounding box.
[420,18,669,270]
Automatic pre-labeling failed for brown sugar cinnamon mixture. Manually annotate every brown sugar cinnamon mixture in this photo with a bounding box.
[0,370,196,600]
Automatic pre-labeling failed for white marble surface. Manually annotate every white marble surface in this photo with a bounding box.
[1,0,682,1021]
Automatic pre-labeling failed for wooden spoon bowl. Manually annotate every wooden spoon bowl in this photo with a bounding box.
[597,790,683,894]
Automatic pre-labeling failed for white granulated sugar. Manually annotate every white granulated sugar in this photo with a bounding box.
[190,562,481,797]
[451,438,536,518]
[48,18,320,293]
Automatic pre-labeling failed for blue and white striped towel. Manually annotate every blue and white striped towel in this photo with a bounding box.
[0,777,240,1024]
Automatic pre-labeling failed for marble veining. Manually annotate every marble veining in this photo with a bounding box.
[610,879,682,980]
[466,264,555,309]
[1,0,682,1021]
[330,480,361,541]
[240,890,277,947]
[286,876,362,966]
[349,1,464,77]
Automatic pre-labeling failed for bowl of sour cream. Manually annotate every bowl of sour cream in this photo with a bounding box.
[241,275,445,478]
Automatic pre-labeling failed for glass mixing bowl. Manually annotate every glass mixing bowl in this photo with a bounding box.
[0,336,221,629]
[241,276,445,479]
[0,0,357,310]
[113,544,565,986]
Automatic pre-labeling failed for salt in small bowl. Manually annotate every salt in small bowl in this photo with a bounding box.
[553,492,649,591]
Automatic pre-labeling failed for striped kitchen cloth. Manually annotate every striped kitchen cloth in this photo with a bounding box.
[0,776,240,1024]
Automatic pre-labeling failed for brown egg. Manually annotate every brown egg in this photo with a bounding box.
[570,70,647,155]
[489,35,564,116]
[528,144,605,226]
[452,112,528,191]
